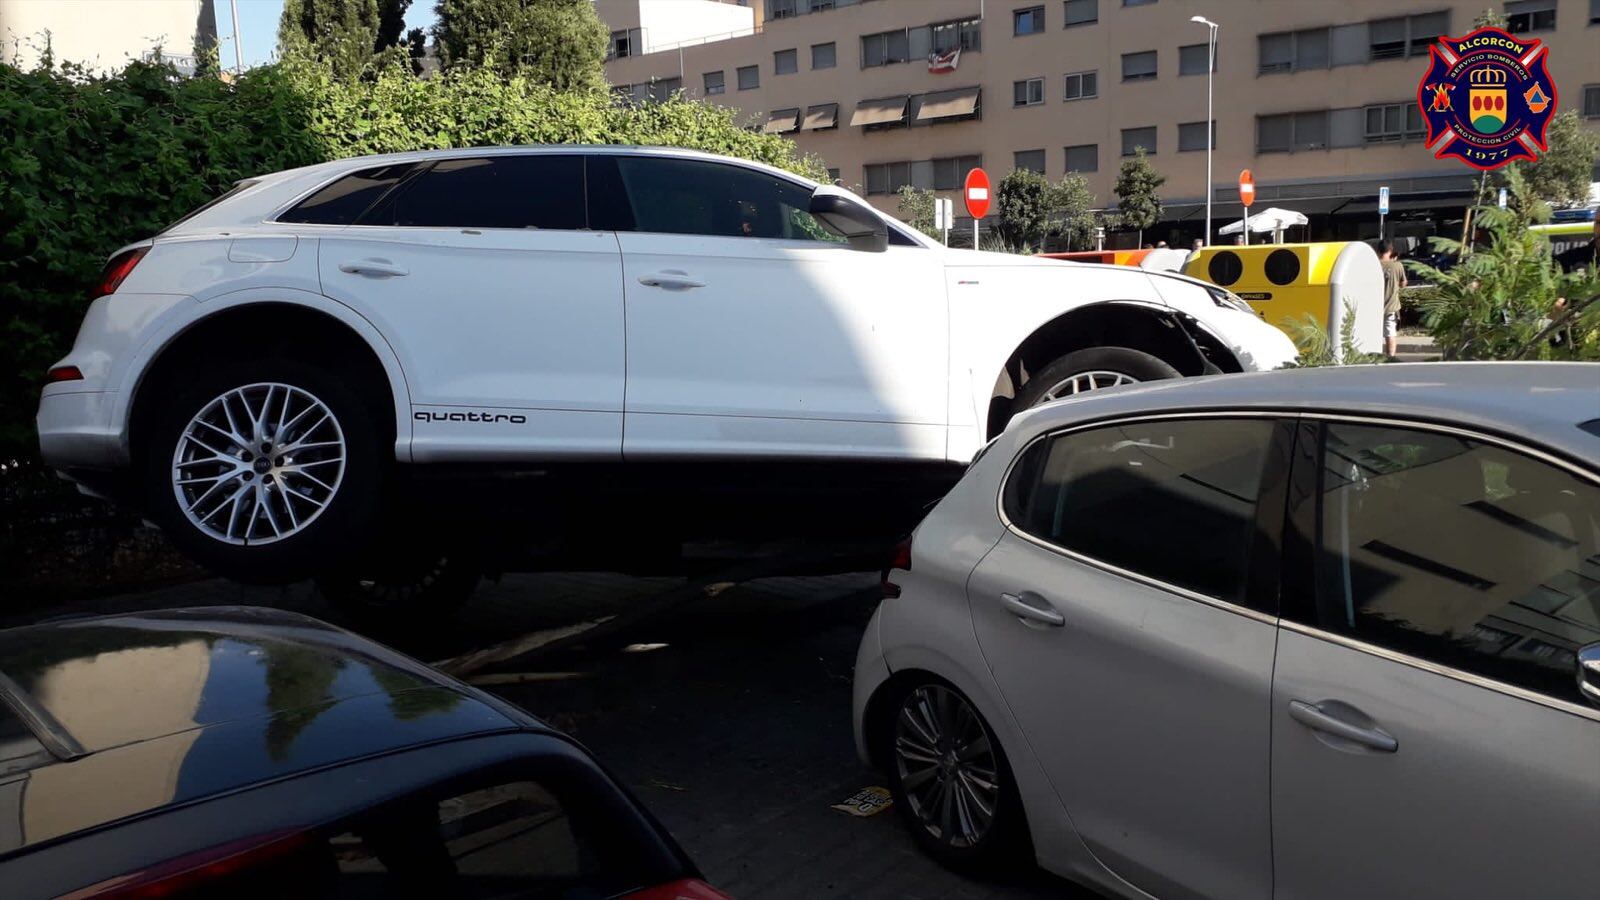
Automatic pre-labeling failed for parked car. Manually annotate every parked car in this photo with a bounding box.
[0,606,726,900]
[37,146,1294,584]
[853,362,1600,899]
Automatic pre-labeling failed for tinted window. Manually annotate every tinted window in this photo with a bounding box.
[278,165,415,225]
[1291,422,1600,705]
[1005,418,1281,604]
[364,156,585,230]
[612,156,842,242]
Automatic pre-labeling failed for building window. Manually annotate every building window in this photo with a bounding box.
[648,77,681,102]
[768,0,799,18]
[1014,77,1045,106]
[703,70,725,95]
[1364,102,1425,142]
[1178,43,1214,76]
[737,65,760,90]
[1585,84,1600,119]
[1063,70,1098,100]
[1015,5,1046,34]
[1123,0,1156,5]
[1015,149,1047,173]
[811,42,836,69]
[1368,12,1449,61]
[1178,120,1215,152]
[1121,50,1157,81]
[1505,0,1556,33]
[1064,0,1098,27]
[1121,126,1157,156]
[1064,143,1098,172]
[932,155,982,190]
[931,17,983,53]
[864,155,982,195]
[861,29,911,67]
[1257,110,1330,153]
[1591,0,1600,24]
[608,28,642,60]
[1259,27,1329,73]
[774,48,798,75]
[826,167,841,184]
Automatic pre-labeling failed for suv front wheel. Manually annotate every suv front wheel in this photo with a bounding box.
[141,357,385,583]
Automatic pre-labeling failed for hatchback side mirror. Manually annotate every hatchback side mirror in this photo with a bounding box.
[1578,643,1600,708]
[809,188,888,253]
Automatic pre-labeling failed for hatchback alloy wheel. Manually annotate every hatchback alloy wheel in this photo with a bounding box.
[894,684,1002,849]
[171,382,347,545]
[1037,369,1139,401]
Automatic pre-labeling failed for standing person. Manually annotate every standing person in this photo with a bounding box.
[1380,240,1407,358]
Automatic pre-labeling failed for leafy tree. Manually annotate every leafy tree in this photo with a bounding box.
[995,168,1054,250]
[1501,111,1600,208]
[896,185,939,240]
[1408,171,1600,360]
[279,0,383,79]
[1049,173,1098,251]
[376,0,412,51]
[1285,302,1386,367]
[1113,148,1165,245]
[1472,8,1507,28]
[434,0,608,90]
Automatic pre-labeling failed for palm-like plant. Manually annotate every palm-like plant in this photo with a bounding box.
[1406,171,1599,361]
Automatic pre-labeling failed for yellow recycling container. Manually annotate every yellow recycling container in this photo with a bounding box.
[1182,242,1385,356]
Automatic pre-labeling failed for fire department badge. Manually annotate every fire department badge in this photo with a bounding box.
[1416,27,1558,171]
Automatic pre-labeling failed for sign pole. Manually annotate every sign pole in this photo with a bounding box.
[1238,169,1255,247]
[1378,185,1390,242]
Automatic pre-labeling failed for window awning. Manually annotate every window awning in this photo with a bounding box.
[850,96,908,127]
[915,86,980,122]
[802,103,838,131]
[762,108,800,134]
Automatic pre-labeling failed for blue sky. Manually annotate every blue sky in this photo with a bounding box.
[215,0,437,68]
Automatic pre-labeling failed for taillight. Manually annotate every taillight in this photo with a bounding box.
[58,829,313,899]
[881,536,912,599]
[46,365,84,384]
[626,879,734,900]
[91,246,149,299]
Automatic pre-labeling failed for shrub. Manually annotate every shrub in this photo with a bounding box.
[0,57,824,459]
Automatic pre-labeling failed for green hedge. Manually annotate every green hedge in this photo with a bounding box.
[0,59,824,459]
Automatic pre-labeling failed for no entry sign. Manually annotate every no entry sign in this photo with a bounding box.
[964,168,991,219]
[1238,169,1256,208]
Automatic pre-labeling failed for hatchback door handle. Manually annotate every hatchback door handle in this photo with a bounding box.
[1000,592,1065,628]
[1288,699,1398,753]
[339,258,408,278]
[637,270,705,290]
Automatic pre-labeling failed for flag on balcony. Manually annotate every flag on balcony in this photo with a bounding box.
[928,48,960,74]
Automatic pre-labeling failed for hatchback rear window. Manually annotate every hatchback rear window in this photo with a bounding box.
[277,164,418,225]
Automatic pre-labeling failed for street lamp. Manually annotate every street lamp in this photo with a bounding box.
[1190,15,1218,246]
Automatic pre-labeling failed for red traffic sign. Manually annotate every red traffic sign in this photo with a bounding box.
[1239,169,1256,208]
[964,168,991,219]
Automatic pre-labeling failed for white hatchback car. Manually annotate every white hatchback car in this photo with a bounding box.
[38,146,1293,581]
[854,362,1600,899]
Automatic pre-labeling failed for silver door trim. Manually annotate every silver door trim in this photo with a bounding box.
[1279,619,1600,724]
[993,406,1600,723]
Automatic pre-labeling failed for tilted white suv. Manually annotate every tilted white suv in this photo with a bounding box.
[38,146,1294,581]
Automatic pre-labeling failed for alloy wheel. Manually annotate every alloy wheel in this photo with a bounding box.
[894,684,1001,849]
[1038,369,1139,402]
[171,382,346,545]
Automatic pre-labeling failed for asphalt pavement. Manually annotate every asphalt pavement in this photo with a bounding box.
[6,570,1090,899]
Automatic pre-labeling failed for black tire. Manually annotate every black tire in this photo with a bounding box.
[140,356,386,584]
[316,550,480,620]
[881,678,1029,873]
[1013,347,1180,411]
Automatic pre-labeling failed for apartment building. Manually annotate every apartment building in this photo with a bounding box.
[600,0,1600,245]
[0,0,217,73]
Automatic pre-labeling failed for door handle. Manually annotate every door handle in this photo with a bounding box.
[637,270,705,290]
[338,259,409,278]
[1288,699,1398,753]
[1000,592,1065,628]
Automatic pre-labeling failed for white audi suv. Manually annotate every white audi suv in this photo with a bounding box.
[38,146,1294,582]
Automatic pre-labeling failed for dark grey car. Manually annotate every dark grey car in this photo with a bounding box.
[0,606,726,899]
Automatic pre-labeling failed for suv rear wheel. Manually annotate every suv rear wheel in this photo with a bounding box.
[142,357,385,583]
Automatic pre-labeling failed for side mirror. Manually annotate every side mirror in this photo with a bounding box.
[1578,643,1600,708]
[809,188,888,253]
